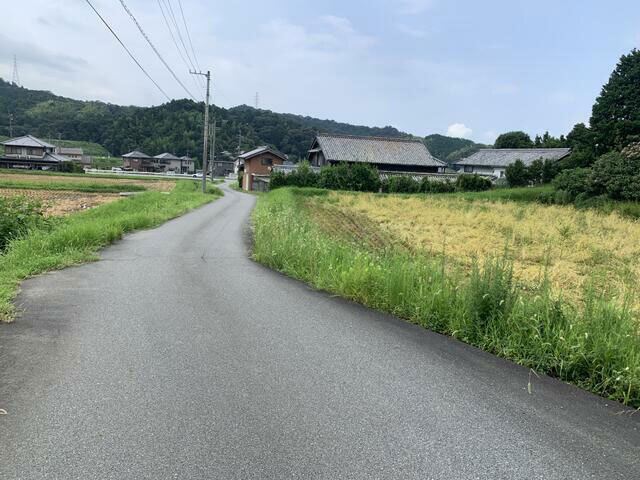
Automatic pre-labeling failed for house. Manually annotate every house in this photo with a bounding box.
[211,160,235,177]
[455,148,572,179]
[307,134,446,174]
[154,152,183,173]
[239,146,287,191]
[0,135,71,170]
[179,156,196,174]
[122,150,156,172]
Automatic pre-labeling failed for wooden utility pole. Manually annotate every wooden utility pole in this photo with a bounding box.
[210,115,217,181]
[190,69,210,192]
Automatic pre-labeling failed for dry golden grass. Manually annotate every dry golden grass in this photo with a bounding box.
[309,192,640,309]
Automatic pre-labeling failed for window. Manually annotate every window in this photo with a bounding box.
[464,166,473,173]
[261,157,273,166]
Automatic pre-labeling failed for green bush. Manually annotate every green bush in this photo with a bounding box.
[455,173,492,191]
[384,175,420,193]
[552,168,593,200]
[272,162,380,192]
[237,172,243,189]
[59,162,85,174]
[505,159,530,187]
[421,177,456,193]
[0,196,47,251]
[590,149,640,201]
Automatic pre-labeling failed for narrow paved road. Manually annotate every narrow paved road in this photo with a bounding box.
[1,183,638,479]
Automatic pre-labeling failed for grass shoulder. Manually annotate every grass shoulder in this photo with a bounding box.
[0,180,222,323]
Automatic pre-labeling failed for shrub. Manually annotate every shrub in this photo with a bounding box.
[421,177,455,193]
[552,168,593,200]
[59,162,85,174]
[237,172,243,189]
[455,173,492,192]
[590,148,640,201]
[269,170,287,189]
[385,175,420,193]
[346,163,381,192]
[317,163,350,190]
[0,196,46,251]
[505,159,530,187]
[273,162,380,192]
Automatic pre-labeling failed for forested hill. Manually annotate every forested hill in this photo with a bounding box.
[0,78,479,163]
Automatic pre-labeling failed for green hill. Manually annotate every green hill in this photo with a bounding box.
[0,78,481,165]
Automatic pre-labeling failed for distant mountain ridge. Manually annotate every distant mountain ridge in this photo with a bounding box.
[0,78,481,164]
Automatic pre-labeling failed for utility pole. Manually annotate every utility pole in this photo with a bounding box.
[8,113,13,138]
[210,115,217,181]
[190,69,210,193]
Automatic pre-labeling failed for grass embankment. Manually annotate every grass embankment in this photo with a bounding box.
[252,188,640,407]
[0,180,221,322]
[0,178,147,193]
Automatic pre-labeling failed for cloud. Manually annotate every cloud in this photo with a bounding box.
[0,34,88,74]
[447,123,473,138]
[396,24,428,38]
[396,0,435,14]
[483,130,498,143]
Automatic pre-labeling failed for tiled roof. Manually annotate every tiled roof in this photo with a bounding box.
[238,146,287,161]
[43,152,71,163]
[456,148,571,167]
[2,135,56,149]
[154,152,181,160]
[313,134,445,167]
[122,150,150,158]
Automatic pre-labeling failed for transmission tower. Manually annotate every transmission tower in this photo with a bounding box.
[254,92,259,109]
[11,55,20,86]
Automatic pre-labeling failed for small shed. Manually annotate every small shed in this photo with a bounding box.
[238,146,287,191]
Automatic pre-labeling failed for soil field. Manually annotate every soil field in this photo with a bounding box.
[0,173,175,192]
[0,188,121,216]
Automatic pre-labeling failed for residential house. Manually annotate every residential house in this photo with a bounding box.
[179,156,196,174]
[307,134,446,174]
[154,152,182,173]
[211,160,235,177]
[122,150,156,172]
[455,148,571,179]
[0,135,70,170]
[239,146,287,191]
[58,147,91,166]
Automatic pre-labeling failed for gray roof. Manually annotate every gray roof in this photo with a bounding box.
[238,146,287,161]
[456,148,571,167]
[154,152,181,160]
[2,135,56,149]
[122,150,150,158]
[180,156,194,161]
[43,152,71,163]
[313,134,445,167]
[59,147,83,155]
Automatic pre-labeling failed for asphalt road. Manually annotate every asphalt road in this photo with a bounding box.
[1,182,639,479]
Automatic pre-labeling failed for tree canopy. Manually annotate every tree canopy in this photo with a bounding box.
[590,49,640,153]
[494,131,534,149]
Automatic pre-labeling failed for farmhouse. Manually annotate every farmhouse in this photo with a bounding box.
[0,135,71,170]
[122,150,155,172]
[154,152,192,173]
[179,156,196,174]
[455,148,571,179]
[239,146,287,191]
[307,134,446,174]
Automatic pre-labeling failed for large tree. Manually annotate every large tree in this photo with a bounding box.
[493,131,534,149]
[590,49,640,153]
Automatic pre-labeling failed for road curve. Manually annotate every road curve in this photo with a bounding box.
[1,182,638,479]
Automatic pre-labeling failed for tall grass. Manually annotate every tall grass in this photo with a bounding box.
[0,180,221,322]
[252,188,640,407]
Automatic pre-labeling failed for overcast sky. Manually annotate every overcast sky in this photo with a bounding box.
[1,0,639,143]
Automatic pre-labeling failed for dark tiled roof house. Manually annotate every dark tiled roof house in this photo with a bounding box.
[0,135,71,170]
[455,148,571,179]
[307,134,446,173]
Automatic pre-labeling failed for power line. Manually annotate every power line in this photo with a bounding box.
[117,0,196,101]
[163,0,201,87]
[157,0,201,95]
[83,0,170,101]
[177,0,202,74]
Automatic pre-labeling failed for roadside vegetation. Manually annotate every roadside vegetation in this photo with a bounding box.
[0,180,221,322]
[253,187,640,408]
[0,178,147,193]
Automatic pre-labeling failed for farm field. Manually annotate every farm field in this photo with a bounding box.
[309,191,640,311]
[252,187,640,407]
[0,172,177,216]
